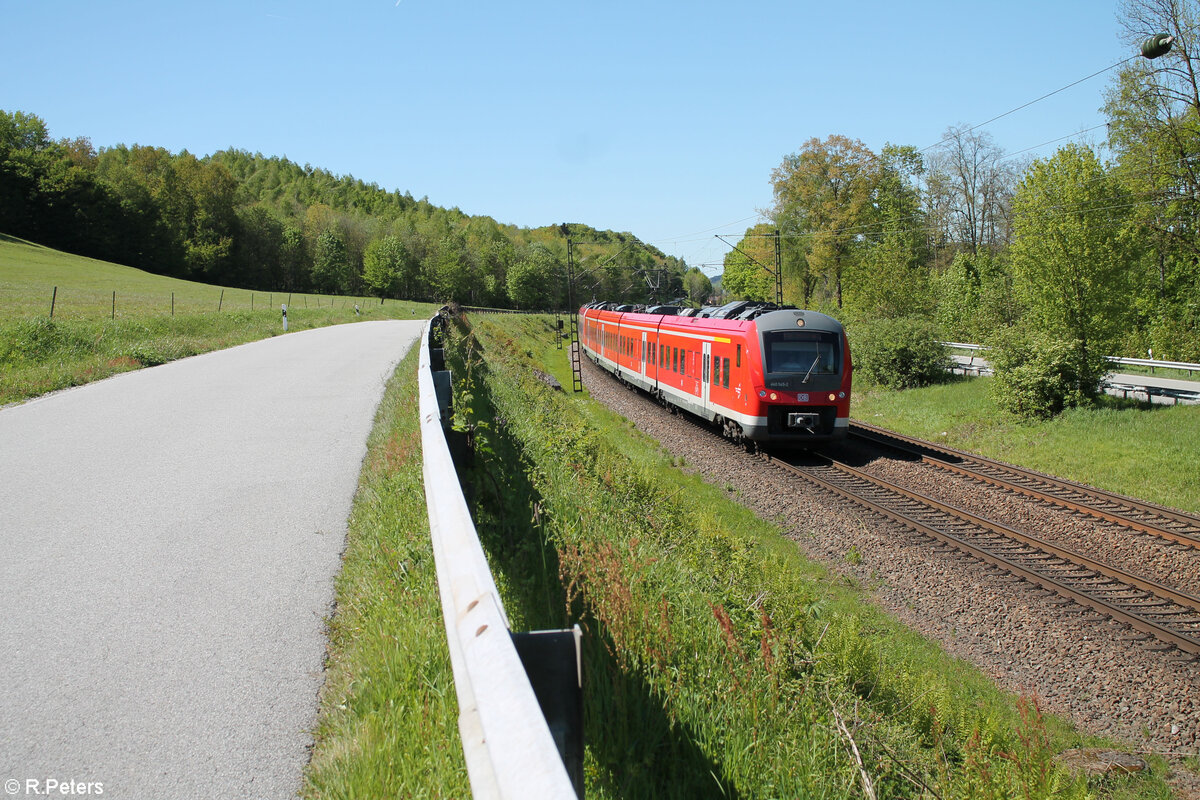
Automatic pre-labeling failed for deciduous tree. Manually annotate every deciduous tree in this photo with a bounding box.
[506,244,562,309]
[720,224,776,302]
[1009,144,1131,387]
[771,135,878,308]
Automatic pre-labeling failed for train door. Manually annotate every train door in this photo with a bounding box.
[701,341,712,411]
[641,332,648,377]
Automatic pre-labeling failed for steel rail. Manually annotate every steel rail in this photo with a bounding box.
[825,460,1200,614]
[849,420,1200,549]
[763,453,1200,657]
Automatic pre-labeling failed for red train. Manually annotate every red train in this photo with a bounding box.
[579,301,852,447]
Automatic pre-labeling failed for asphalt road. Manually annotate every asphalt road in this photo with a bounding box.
[0,320,424,799]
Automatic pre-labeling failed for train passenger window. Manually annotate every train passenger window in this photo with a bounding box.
[723,358,730,388]
[736,344,741,367]
[672,347,678,372]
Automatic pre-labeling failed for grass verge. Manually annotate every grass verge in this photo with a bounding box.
[443,312,1176,800]
[301,343,468,798]
[852,376,1200,514]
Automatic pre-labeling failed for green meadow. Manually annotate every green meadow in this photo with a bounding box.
[0,237,438,405]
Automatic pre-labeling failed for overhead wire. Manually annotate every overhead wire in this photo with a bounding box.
[917,55,1139,154]
[669,32,1195,274]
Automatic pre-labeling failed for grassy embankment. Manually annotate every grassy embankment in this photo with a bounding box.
[0,236,437,405]
[853,375,1200,515]
[358,310,1171,799]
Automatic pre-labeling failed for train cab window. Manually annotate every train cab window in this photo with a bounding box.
[764,331,839,375]
[722,358,730,388]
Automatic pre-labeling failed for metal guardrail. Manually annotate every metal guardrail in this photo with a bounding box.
[1107,355,1198,374]
[940,342,1200,403]
[417,313,581,799]
[941,342,1200,374]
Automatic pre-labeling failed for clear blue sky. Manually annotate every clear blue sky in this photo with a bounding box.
[4,1,1133,275]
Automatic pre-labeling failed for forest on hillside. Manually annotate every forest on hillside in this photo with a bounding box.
[723,0,1200,369]
[0,118,690,311]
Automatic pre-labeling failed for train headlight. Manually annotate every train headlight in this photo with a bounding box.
[838,391,846,399]
[758,390,766,398]
[795,319,805,327]
[828,393,836,402]
[769,392,778,401]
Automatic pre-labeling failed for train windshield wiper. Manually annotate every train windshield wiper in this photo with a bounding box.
[802,354,820,383]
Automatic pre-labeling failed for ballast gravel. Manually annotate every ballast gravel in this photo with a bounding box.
[579,356,1200,773]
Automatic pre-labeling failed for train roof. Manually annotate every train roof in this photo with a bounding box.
[582,302,843,334]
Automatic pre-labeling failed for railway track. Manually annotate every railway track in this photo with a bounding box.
[849,420,1200,550]
[761,449,1200,657]
[599,359,1200,657]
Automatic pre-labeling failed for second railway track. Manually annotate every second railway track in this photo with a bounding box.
[762,449,1200,657]
[849,420,1200,550]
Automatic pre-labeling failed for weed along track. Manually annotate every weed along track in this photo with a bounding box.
[577,349,1200,758]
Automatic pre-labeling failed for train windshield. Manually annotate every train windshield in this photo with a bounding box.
[763,331,840,376]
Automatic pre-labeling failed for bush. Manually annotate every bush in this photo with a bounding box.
[987,327,1107,419]
[852,317,951,389]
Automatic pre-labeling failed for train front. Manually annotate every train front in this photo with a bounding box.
[745,309,852,445]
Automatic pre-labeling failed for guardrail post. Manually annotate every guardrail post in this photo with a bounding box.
[512,626,584,798]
